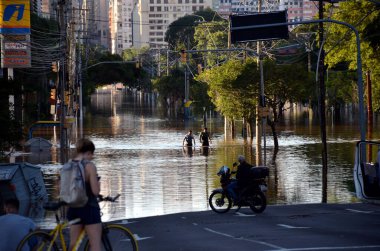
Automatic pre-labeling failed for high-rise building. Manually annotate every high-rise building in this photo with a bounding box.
[215,0,279,16]
[279,0,318,23]
[132,0,213,49]
[110,0,135,54]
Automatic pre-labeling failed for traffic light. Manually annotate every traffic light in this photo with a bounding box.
[51,61,58,72]
[50,89,56,105]
[180,49,187,63]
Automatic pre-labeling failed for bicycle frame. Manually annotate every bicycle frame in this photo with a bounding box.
[48,216,85,251]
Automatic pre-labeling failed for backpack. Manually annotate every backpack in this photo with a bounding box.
[59,159,88,207]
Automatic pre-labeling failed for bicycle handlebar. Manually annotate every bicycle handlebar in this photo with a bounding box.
[98,194,121,202]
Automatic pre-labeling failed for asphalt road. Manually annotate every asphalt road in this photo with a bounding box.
[115,203,380,251]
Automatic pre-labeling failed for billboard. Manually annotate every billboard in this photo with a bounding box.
[0,0,31,34]
[230,11,289,43]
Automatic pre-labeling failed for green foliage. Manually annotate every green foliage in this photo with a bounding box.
[326,71,357,107]
[165,8,224,50]
[84,50,152,94]
[325,1,380,111]
[194,20,229,66]
[122,46,150,61]
[196,59,259,120]
[153,69,184,99]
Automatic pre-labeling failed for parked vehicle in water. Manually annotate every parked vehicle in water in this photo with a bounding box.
[209,165,269,214]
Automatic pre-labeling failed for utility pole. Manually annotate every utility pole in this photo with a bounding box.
[256,0,263,166]
[367,71,373,161]
[166,49,169,76]
[318,0,328,203]
[58,0,67,163]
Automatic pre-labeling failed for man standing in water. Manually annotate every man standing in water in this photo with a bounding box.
[199,127,211,147]
[183,130,196,147]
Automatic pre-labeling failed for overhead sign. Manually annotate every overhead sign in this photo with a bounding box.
[230,11,289,43]
[0,0,31,34]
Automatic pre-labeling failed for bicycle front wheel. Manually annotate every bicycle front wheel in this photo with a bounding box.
[84,224,138,251]
[16,230,59,251]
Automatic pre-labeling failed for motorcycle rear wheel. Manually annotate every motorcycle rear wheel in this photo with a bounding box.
[248,191,267,213]
[209,190,232,213]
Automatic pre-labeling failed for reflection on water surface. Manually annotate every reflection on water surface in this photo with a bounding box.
[24,89,379,228]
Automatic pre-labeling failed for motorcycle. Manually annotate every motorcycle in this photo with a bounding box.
[209,164,269,214]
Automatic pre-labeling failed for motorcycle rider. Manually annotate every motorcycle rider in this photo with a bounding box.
[227,155,252,204]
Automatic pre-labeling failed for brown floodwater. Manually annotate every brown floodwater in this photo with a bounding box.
[18,88,380,228]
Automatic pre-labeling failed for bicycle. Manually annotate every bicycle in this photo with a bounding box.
[16,194,138,251]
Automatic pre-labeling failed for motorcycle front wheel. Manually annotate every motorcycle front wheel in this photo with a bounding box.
[209,190,232,213]
[247,191,267,213]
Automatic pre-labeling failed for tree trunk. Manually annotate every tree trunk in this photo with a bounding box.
[267,119,278,153]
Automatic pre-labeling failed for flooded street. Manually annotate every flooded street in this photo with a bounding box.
[24,89,380,227]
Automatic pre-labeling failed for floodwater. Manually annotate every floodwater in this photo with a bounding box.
[20,88,380,228]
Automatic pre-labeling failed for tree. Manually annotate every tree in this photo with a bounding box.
[194,20,229,67]
[165,8,224,50]
[197,58,312,150]
[196,59,259,139]
[324,1,380,111]
[263,61,313,151]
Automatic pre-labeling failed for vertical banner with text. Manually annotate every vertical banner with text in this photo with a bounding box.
[0,0,31,68]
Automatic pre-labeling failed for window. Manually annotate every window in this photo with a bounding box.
[157,6,161,11]
[192,0,196,3]
[192,6,196,11]
[178,0,182,3]
[150,7,154,11]
[157,0,161,3]
[185,0,189,3]
[164,0,168,3]
[150,0,153,3]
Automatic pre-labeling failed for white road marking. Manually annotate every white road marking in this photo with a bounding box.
[119,219,137,224]
[346,209,374,214]
[266,245,380,250]
[181,216,187,219]
[204,227,284,249]
[277,224,310,229]
[193,223,198,226]
[234,212,256,217]
[133,234,153,241]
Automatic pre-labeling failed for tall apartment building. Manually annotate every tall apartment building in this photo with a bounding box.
[132,0,213,49]
[110,0,135,54]
[215,1,318,23]
[215,0,279,16]
[93,0,111,50]
[279,0,318,22]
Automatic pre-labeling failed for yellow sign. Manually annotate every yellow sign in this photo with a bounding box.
[0,0,30,34]
[184,101,193,108]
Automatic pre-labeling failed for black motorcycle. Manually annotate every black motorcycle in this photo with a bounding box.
[209,165,268,214]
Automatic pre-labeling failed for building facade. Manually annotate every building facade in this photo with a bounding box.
[110,0,134,54]
[132,0,213,49]
[279,0,318,22]
[215,0,280,16]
